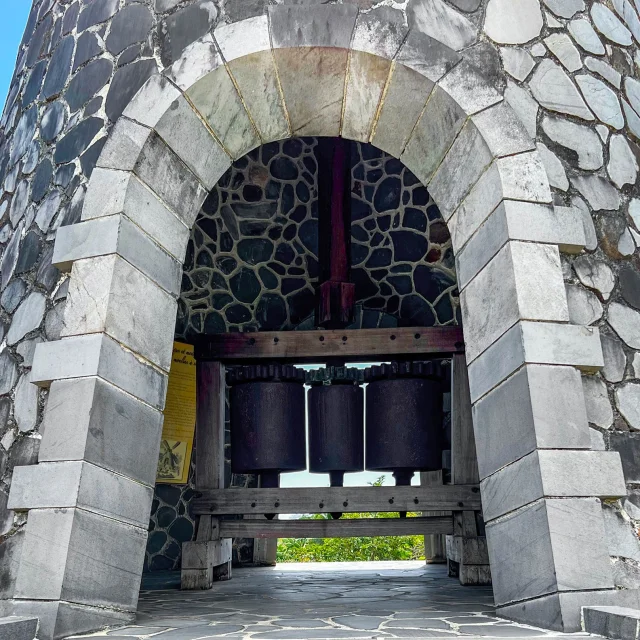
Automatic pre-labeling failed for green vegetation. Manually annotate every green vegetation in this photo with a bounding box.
[276,477,426,563]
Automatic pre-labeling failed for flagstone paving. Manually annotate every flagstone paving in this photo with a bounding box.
[69,562,594,639]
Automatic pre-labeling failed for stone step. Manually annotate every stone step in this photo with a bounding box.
[583,606,640,640]
[0,616,39,640]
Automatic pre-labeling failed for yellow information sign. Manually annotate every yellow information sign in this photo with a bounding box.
[156,342,197,484]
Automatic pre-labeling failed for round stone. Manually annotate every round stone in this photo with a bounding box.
[484,0,543,44]
[616,383,640,430]
[391,231,429,262]
[270,157,298,181]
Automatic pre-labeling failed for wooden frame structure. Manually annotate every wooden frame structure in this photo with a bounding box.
[182,326,485,589]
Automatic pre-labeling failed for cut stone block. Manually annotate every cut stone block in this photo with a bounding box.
[342,51,391,143]
[226,51,290,144]
[499,589,640,633]
[268,5,357,49]
[54,213,182,296]
[486,498,614,607]
[473,365,591,479]
[165,33,222,91]
[81,169,190,261]
[15,507,147,610]
[471,101,535,158]
[396,31,462,84]
[214,15,270,62]
[351,9,408,59]
[97,118,151,172]
[121,74,180,129]
[61,254,177,371]
[583,606,640,640]
[437,58,503,115]
[155,95,231,189]
[10,600,133,640]
[31,333,167,410]
[401,85,467,186]
[468,321,604,402]
[481,450,626,522]
[8,461,154,528]
[0,617,38,640]
[39,377,162,487]
[186,66,260,160]
[134,132,207,225]
[273,47,348,138]
[461,242,568,362]
[456,202,586,290]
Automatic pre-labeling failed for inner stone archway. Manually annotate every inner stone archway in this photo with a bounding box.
[6,6,629,638]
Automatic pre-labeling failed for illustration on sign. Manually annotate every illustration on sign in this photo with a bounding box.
[157,342,197,484]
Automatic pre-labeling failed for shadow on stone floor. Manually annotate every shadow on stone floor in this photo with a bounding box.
[71,563,591,639]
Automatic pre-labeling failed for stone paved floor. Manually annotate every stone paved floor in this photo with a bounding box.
[71,562,592,640]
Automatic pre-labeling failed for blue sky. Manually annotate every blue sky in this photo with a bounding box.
[1,2,31,112]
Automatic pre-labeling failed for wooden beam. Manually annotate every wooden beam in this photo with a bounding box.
[196,327,464,363]
[451,354,479,485]
[219,516,453,539]
[193,485,481,516]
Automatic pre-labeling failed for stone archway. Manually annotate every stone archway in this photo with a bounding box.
[6,5,630,638]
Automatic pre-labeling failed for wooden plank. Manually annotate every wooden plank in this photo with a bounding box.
[196,327,464,363]
[219,516,453,539]
[195,361,226,491]
[193,485,481,516]
[421,470,447,564]
[451,354,479,485]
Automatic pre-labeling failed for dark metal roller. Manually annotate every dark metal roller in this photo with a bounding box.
[365,362,444,506]
[228,365,306,509]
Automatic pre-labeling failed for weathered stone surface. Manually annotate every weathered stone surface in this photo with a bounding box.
[530,59,594,120]
[591,2,633,45]
[484,0,543,44]
[574,255,616,300]
[544,33,582,71]
[0,352,18,395]
[601,334,627,383]
[565,284,603,325]
[105,59,157,123]
[78,0,118,31]
[602,505,640,560]
[575,75,624,129]
[505,81,539,137]
[582,375,614,428]
[585,57,622,88]
[541,116,603,170]
[609,302,640,348]
[544,0,585,18]
[571,175,621,211]
[500,47,535,81]
[14,372,38,434]
[616,383,640,430]
[106,4,153,55]
[42,36,74,100]
[54,117,104,165]
[66,59,113,112]
[408,0,478,51]
[6,292,46,345]
[538,143,569,191]
[569,18,606,54]
[608,134,639,188]
[619,264,640,310]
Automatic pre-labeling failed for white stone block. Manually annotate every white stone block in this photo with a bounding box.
[54,213,182,296]
[31,333,167,410]
[61,255,177,372]
[97,118,151,172]
[481,450,627,522]
[122,74,181,129]
[473,364,590,479]
[396,30,462,83]
[166,33,223,90]
[438,59,503,115]
[468,321,604,402]
[81,169,190,261]
[471,101,535,158]
[9,461,154,528]
[214,15,270,61]
[351,10,408,59]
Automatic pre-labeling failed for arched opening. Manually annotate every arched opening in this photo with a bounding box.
[7,7,625,638]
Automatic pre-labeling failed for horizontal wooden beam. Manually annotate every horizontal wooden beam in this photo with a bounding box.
[193,485,481,516]
[195,327,464,363]
[219,516,453,539]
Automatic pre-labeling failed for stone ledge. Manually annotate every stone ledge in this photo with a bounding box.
[0,617,38,640]
[583,606,640,640]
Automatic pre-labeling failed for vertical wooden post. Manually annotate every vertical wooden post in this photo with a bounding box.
[448,354,491,585]
[181,361,232,589]
[421,470,447,564]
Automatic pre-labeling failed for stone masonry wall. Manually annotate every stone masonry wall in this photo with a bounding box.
[0,0,639,596]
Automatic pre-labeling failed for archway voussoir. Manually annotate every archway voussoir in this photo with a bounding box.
[165,34,223,91]
[122,74,181,130]
[268,5,357,50]
[371,64,434,159]
[214,15,271,62]
[396,30,462,84]
[351,10,408,60]
[471,101,535,158]
[401,85,467,186]
[496,151,552,203]
[155,94,231,190]
[437,59,503,115]
[97,118,151,173]
[187,67,261,159]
